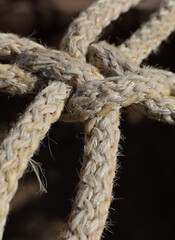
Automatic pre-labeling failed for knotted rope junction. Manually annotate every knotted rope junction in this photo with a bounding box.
[0,0,175,239]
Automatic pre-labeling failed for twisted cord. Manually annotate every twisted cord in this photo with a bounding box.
[88,41,175,88]
[1,60,175,239]
[1,33,175,239]
[0,0,174,95]
[61,0,142,60]
[16,48,104,84]
[0,33,104,239]
[0,35,175,240]
[118,0,175,65]
[0,33,46,94]
[0,82,71,237]
[60,1,174,239]
[0,33,104,84]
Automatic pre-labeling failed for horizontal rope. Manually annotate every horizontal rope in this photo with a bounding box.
[0,33,103,93]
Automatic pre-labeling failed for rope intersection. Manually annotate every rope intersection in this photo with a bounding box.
[0,0,175,239]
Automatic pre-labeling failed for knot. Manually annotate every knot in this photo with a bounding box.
[7,37,175,124]
[60,41,175,123]
[62,69,174,122]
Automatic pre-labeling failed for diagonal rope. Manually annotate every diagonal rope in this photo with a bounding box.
[0,82,71,238]
[118,0,175,65]
[61,0,142,60]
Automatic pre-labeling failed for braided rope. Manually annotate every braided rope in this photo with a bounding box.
[0,82,71,239]
[118,0,175,64]
[0,64,36,94]
[0,33,104,94]
[63,111,120,240]
[60,0,142,60]
[0,0,175,239]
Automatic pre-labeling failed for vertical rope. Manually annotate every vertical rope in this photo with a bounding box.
[61,0,127,238]
[63,110,120,240]
[0,0,175,239]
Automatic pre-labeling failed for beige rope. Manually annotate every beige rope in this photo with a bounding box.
[66,72,175,123]
[1,0,174,94]
[0,33,44,58]
[0,64,36,94]
[0,0,175,239]
[118,0,175,65]
[63,110,120,240]
[60,0,175,238]
[88,41,175,122]
[0,33,104,93]
[61,0,142,60]
[0,82,71,238]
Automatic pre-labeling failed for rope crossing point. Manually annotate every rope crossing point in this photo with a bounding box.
[0,0,175,239]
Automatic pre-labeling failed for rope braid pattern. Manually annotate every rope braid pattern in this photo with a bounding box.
[63,111,120,240]
[61,0,142,60]
[87,41,175,123]
[0,34,104,94]
[0,82,71,239]
[118,0,175,65]
[0,0,175,239]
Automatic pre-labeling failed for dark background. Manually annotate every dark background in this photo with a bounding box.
[0,0,175,239]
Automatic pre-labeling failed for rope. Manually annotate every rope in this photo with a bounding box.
[61,0,142,60]
[0,33,104,94]
[0,0,175,239]
[0,64,36,94]
[0,82,71,239]
[118,0,175,65]
[63,111,120,240]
